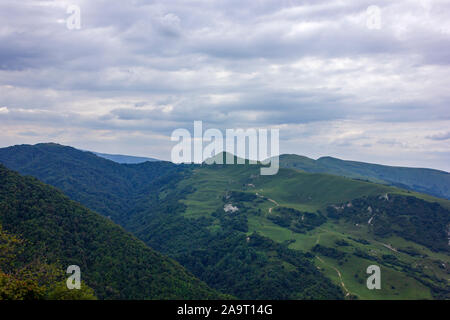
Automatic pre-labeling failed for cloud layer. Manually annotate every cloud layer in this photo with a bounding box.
[0,0,449,170]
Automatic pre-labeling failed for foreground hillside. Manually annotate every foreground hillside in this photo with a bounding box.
[0,224,97,300]
[0,144,448,299]
[278,154,450,200]
[0,164,225,300]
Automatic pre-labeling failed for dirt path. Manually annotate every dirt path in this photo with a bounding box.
[268,198,279,214]
[267,197,279,206]
[256,193,279,214]
[373,240,398,253]
[316,256,351,297]
[315,234,321,245]
[370,237,398,253]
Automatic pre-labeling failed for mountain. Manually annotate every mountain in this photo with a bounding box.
[137,162,449,299]
[0,143,180,224]
[277,154,450,200]
[0,144,449,299]
[91,151,159,164]
[0,163,226,299]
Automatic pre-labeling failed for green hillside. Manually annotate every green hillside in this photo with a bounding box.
[278,154,450,200]
[0,143,181,224]
[123,167,345,299]
[174,163,450,299]
[0,144,448,299]
[1,225,97,300]
[0,164,225,300]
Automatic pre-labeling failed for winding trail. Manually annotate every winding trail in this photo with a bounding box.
[267,198,279,213]
[255,192,351,297]
[316,256,351,297]
[256,192,279,215]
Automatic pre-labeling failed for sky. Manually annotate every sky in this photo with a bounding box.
[0,0,449,171]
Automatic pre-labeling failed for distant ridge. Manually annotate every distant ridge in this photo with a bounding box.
[90,151,159,164]
[277,154,450,200]
[0,143,175,223]
[0,143,448,200]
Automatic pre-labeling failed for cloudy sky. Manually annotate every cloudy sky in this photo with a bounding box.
[0,0,449,170]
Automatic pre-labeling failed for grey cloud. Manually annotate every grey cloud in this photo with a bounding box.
[0,0,449,170]
[427,131,450,141]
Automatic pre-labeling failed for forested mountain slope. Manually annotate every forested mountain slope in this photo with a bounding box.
[0,164,225,300]
[0,143,181,223]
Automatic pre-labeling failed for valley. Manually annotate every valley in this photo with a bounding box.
[0,144,448,300]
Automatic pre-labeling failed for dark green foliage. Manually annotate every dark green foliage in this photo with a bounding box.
[326,206,340,219]
[335,240,350,247]
[269,207,326,233]
[225,191,257,203]
[0,164,224,300]
[0,143,182,224]
[397,247,423,257]
[213,208,248,233]
[327,194,450,252]
[348,237,370,245]
[174,229,343,300]
[312,245,346,260]
[0,225,97,300]
[353,249,374,261]
[382,254,399,265]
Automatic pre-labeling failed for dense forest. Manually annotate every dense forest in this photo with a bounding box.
[0,164,225,300]
[326,194,450,252]
[0,225,97,299]
[0,143,184,224]
[268,207,327,234]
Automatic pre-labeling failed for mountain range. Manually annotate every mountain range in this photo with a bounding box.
[277,154,450,200]
[0,143,449,300]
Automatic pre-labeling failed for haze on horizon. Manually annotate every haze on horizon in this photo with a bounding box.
[0,0,449,171]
